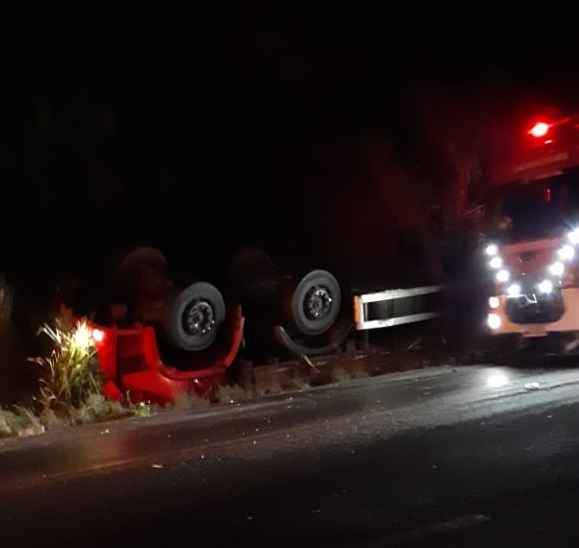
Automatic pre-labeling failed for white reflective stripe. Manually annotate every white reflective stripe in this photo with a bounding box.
[355,312,440,331]
[357,285,440,304]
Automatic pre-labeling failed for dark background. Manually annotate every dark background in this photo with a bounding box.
[1,1,578,288]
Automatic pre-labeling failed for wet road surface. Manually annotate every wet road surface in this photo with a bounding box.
[3,360,579,546]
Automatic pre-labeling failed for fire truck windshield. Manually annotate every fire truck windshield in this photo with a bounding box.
[487,168,579,244]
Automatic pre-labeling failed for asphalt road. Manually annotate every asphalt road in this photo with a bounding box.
[3,359,579,547]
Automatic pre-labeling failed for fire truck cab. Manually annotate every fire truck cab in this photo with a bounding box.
[484,114,579,352]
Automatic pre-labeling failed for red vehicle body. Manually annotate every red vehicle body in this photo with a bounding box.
[90,305,245,406]
[76,245,348,406]
[484,114,579,350]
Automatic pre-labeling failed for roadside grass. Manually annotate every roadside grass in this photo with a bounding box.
[330,366,370,383]
[0,276,37,408]
[29,314,105,416]
[0,405,45,437]
[0,278,44,437]
[0,276,15,386]
[0,307,164,438]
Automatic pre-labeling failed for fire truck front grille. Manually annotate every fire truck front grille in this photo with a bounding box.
[505,289,565,324]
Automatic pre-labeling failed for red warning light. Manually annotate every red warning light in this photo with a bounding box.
[528,122,550,138]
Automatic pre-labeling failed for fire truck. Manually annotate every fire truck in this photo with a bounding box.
[484,113,579,353]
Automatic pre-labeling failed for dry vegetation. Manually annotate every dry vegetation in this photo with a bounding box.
[0,280,155,438]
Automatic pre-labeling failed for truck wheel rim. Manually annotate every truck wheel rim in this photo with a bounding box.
[182,300,215,336]
[304,286,333,320]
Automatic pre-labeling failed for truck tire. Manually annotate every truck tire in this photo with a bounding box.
[114,246,168,286]
[161,281,226,352]
[227,247,278,303]
[111,246,169,299]
[284,269,341,337]
[116,246,168,273]
[102,245,172,324]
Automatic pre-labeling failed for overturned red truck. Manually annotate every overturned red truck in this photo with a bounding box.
[484,113,579,353]
[83,246,349,405]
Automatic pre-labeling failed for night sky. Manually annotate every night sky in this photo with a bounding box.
[2,2,579,283]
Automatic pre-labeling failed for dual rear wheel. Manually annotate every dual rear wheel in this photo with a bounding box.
[113,246,342,354]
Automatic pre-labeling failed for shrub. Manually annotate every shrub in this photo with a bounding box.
[29,315,104,417]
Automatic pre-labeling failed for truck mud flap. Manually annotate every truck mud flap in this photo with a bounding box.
[272,318,353,358]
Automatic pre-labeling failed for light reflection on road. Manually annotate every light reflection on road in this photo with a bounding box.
[3,362,579,490]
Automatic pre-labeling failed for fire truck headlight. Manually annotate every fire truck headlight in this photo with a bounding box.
[569,228,579,245]
[506,283,521,297]
[489,256,503,269]
[487,313,501,330]
[549,261,564,276]
[488,296,500,309]
[538,279,553,294]
[558,244,575,261]
[496,269,510,282]
[485,243,498,256]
